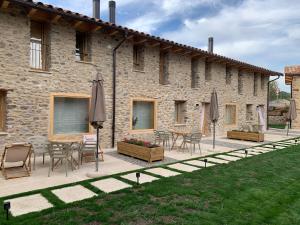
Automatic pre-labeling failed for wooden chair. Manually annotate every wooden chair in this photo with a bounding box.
[0,143,32,179]
[27,136,49,170]
[79,135,104,166]
[182,132,202,155]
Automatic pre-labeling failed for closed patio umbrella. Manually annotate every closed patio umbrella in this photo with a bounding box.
[210,89,219,149]
[286,99,297,136]
[90,73,106,172]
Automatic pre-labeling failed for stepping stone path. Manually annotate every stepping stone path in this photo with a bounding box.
[264,145,285,149]
[121,172,159,184]
[237,150,261,155]
[91,178,132,193]
[215,155,241,161]
[185,160,215,167]
[227,152,247,158]
[6,194,53,217]
[204,157,230,164]
[167,163,200,172]
[52,185,97,203]
[145,168,181,177]
[253,147,272,151]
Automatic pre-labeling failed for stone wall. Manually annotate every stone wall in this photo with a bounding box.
[292,76,300,128]
[0,11,269,150]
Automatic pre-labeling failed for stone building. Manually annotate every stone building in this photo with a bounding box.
[0,0,282,149]
[285,65,300,128]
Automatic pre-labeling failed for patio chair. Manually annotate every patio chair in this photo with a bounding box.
[0,143,32,179]
[48,143,73,177]
[182,132,202,155]
[27,136,49,170]
[154,130,162,145]
[79,135,104,166]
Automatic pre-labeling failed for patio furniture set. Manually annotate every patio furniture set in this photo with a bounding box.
[0,135,103,180]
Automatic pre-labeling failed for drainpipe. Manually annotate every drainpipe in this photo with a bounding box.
[112,31,128,148]
[267,74,281,130]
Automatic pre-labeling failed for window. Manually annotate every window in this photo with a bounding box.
[30,21,50,70]
[75,31,91,62]
[225,104,236,125]
[254,73,259,96]
[133,44,145,71]
[226,66,232,84]
[238,71,243,94]
[175,101,187,124]
[131,99,156,131]
[50,94,90,136]
[246,104,253,121]
[159,51,169,85]
[0,91,6,131]
[205,61,212,81]
[261,75,266,90]
[191,58,199,88]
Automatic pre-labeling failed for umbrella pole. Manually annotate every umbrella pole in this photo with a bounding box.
[213,122,215,149]
[287,121,289,136]
[96,127,99,172]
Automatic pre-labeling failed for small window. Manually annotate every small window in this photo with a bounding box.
[261,75,266,90]
[246,104,253,121]
[175,101,187,124]
[133,45,145,71]
[238,71,243,94]
[51,94,90,136]
[76,31,91,62]
[225,104,236,125]
[226,66,232,84]
[205,61,212,81]
[159,51,169,85]
[132,100,156,131]
[30,21,50,70]
[0,91,6,131]
[254,73,259,96]
[191,58,199,88]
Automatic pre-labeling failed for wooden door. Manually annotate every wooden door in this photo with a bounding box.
[202,103,211,136]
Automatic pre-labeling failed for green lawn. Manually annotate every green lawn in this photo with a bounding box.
[1,145,300,225]
[269,124,286,129]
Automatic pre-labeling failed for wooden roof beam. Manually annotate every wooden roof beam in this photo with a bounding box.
[27,8,38,17]
[51,14,62,24]
[73,20,83,29]
[134,38,148,45]
[161,45,172,51]
[148,42,160,47]
[173,48,184,53]
[1,0,9,9]
[127,34,135,40]
[108,29,119,36]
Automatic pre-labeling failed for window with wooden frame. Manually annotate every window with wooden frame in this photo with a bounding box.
[191,58,199,88]
[225,104,237,125]
[246,104,253,121]
[254,73,259,96]
[175,101,187,124]
[159,51,169,85]
[30,21,50,71]
[75,31,91,62]
[226,65,232,84]
[133,44,145,71]
[0,91,6,132]
[238,71,243,94]
[205,60,212,81]
[49,93,91,138]
[131,98,157,132]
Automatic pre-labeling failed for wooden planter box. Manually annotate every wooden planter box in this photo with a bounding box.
[117,142,164,163]
[227,131,264,142]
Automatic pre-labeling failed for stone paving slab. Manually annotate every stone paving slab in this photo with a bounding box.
[52,185,97,203]
[6,194,53,217]
[203,157,230,164]
[145,168,181,177]
[227,152,246,158]
[263,145,286,149]
[215,155,241,161]
[167,163,200,172]
[91,178,132,193]
[237,150,262,155]
[253,147,272,151]
[121,172,159,184]
[185,160,215,167]
[251,149,270,153]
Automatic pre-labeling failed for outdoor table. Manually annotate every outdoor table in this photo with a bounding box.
[48,138,82,170]
[169,129,192,150]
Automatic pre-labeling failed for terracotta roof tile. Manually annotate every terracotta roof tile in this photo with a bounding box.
[285,65,300,75]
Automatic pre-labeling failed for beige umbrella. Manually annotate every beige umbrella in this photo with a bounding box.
[90,73,106,172]
[286,99,297,136]
[210,89,219,149]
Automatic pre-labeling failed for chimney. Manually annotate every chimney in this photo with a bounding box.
[93,0,100,19]
[208,37,214,53]
[109,1,116,24]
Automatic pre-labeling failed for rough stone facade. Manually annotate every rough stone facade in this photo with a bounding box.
[0,10,269,149]
[291,76,300,128]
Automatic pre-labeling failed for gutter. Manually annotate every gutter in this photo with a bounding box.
[112,31,128,148]
[267,74,281,130]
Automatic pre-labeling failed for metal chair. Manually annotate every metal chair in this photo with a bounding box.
[79,135,103,166]
[27,136,49,170]
[154,130,162,145]
[48,143,73,177]
[182,132,202,155]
